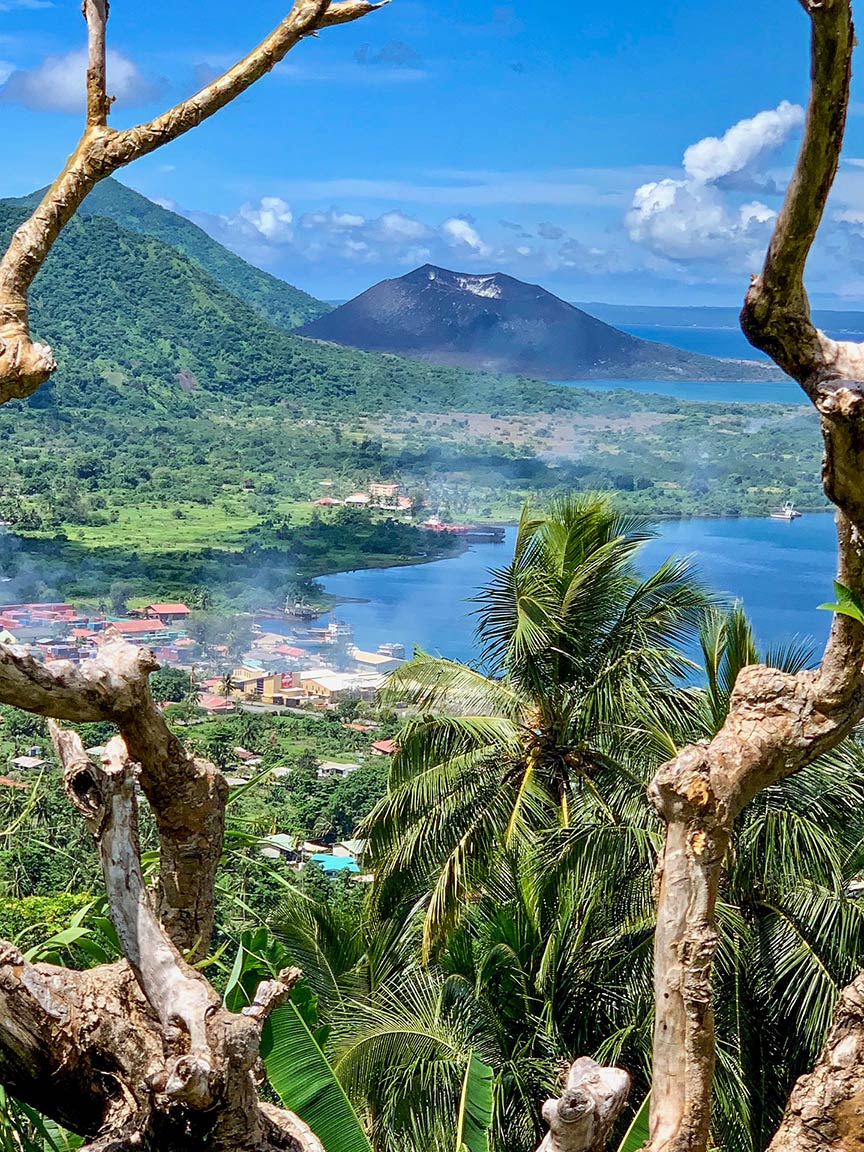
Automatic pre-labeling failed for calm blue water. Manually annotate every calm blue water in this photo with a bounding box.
[323,324,842,663]
[558,322,806,404]
[557,378,807,405]
[323,514,838,664]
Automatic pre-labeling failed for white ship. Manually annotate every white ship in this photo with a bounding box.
[770,501,801,521]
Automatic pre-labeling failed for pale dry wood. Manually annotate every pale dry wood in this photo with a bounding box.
[0,0,385,402]
[644,3,864,1152]
[47,720,315,1151]
[0,633,226,954]
[537,1059,631,1152]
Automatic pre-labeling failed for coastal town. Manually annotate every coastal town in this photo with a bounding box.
[0,597,409,712]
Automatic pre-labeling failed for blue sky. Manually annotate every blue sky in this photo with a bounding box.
[4,0,864,304]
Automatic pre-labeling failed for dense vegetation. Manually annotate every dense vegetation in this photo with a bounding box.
[9,179,330,332]
[1,500,859,1152]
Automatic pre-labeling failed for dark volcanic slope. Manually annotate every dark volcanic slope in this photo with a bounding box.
[298,264,773,381]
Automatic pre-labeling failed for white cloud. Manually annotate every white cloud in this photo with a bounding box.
[239,196,294,243]
[0,47,159,113]
[682,101,804,184]
[627,101,803,266]
[441,217,491,256]
[0,0,52,9]
[0,62,13,85]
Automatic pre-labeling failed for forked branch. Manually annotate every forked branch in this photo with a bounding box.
[0,634,226,953]
[645,3,864,1152]
[0,0,386,402]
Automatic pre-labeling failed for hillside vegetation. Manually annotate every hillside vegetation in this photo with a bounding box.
[0,192,828,596]
[9,179,330,332]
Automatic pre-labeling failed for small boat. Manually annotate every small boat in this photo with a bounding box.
[770,501,802,521]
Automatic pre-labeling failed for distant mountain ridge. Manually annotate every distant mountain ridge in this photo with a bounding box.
[8,179,330,332]
[298,264,779,381]
[0,199,597,419]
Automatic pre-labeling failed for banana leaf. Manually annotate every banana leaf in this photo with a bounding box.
[262,1003,372,1152]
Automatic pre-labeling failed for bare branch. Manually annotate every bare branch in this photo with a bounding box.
[84,0,111,127]
[644,9,864,1148]
[53,725,227,1108]
[537,1059,631,1152]
[0,635,226,953]
[741,0,858,388]
[105,1,385,164]
[0,0,385,404]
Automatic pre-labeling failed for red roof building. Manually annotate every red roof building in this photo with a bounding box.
[112,619,167,635]
[199,694,236,713]
[146,603,191,623]
[371,738,398,756]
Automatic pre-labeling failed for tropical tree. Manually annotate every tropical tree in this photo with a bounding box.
[364,495,709,952]
[332,597,864,1152]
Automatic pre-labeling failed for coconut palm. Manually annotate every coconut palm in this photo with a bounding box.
[337,595,864,1152]
[364,495,709,952]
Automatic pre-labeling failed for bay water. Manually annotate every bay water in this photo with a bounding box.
[322,513,838,664]
[322,318,846,664]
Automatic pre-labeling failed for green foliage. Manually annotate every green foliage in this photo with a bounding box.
[263,1003,373,1152]
[617,1095,650,1152]
[455,1053,494,1152]
[818,580,864,625]
[149,667,193,703]
[366,495,709,952]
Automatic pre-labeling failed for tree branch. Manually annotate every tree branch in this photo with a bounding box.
[84,0,111,127]
[0,0,386,404]
[646,5,864,1151]
[0,635,226,953]
[50,722,312,1148]
[537,1059,631,1152]
[741,0,860,389]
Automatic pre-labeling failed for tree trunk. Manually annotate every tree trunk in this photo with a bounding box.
[0,639,322,1150]
[639,3,864,1151]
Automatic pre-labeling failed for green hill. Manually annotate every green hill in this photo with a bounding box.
[2,200,576,417]
[8,178,329,332]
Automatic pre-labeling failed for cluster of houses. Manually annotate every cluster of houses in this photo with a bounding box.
[314,481,413,512]
[0,601,196,666]
[259,835,371,879]
[0,600,409,718]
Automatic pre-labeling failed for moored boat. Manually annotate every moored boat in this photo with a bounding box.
[770,501,801,521]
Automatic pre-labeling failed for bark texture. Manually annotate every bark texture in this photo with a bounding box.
[644,3,864,1151]
[537,1059,630,1152]
[0,636,322,1150]
[0,0,385,403]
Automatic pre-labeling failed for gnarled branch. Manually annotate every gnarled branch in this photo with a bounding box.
[48,720,313,1151]
[0,634,225,953]
[646,4,864,1151]
[537,1059,631,1152]
[0,0,385,403]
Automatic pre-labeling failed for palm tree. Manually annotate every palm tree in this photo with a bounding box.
[364,495,709,952]
[341,592,864,1152]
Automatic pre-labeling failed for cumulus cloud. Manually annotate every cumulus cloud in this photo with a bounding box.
[0,46,160,112]
[239,197,294,243]
[626,101,803,266]
[441,217,491,256]
[682,101,804,184]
